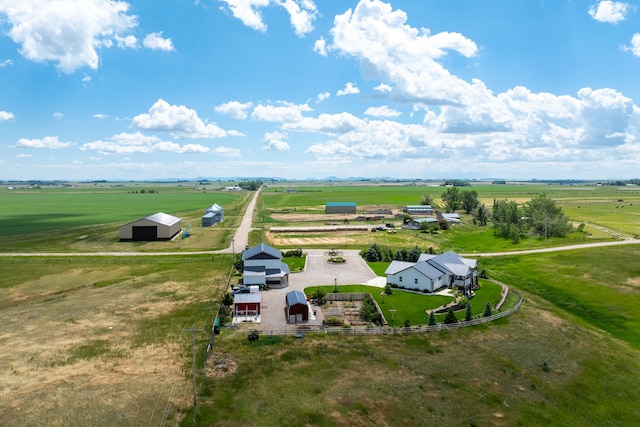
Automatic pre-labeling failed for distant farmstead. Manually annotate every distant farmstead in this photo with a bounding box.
[119,212,182,241]
[325,201,356,214]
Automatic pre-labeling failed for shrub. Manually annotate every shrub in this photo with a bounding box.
[323,317,343,327]
[443,308,458,324]
[427,311,436,326]
[403,319,411,328]
[464,303,473,321]
[483,302,492,317]
[384,284,394,295]
[312,289,327,305]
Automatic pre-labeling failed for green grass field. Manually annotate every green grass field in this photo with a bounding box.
[0,184,242,237]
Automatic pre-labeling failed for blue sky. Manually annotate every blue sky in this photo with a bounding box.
[1,0,640,181]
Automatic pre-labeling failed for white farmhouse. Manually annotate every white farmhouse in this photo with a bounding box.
[385,251,478,296]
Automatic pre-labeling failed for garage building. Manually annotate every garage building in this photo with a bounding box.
[119,212,182,241]
[285,290,309,323]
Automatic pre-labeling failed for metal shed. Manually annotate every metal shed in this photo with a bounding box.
[119,212,182,241]
[285,290,309,323]
[325,202,356,214]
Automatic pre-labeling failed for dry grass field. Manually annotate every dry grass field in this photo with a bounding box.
[0,256,230,426]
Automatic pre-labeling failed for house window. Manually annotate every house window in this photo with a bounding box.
[399,276,403,282]
[414,278,418,284]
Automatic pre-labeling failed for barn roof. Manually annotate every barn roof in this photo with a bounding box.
[326,202,356,207]
[234,293,261,304]
[286,290,307,307]
[242,243,282,261]
[128,212,181,226]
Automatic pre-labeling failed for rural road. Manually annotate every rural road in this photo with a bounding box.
[0,188,638,257]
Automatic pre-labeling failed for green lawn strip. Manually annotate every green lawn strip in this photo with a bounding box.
[282,255,306,272]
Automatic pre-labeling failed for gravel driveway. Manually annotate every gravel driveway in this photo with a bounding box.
[257,249,383,332]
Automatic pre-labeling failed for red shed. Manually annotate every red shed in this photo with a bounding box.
[285,290,309,323]
[234,291,261,321]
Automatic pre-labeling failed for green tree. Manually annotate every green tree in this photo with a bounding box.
[492,199,523,239]
[464,303,473,321]
[427,311,436,326]
[421,193,434,206]
[407,246,421,262]
[460,190,479,214]
[474,204,489,226]
[441,187,461,212]
[443,308,458,324]
[221,292,234,306]
[483,302,492,317]
[523,194,572,239]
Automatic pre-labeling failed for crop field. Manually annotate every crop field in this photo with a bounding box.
[0,184,250,252]
[257,183,640,251]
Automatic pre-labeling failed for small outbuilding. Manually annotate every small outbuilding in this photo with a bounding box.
[325,202,356,214]
[234,286,261,321]
[285,290,309,323]
[119,212,182,241]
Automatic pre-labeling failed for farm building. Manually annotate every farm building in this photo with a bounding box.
[285,290,309,323]
[385,251,478,295]
[242,243,290,288]
[233,286,261,322]
[439,213,461,223]
[201,203,224,226]
[404,217,438,230]
[404,205,434,216]
[119,212,182,241]
[325,201,356,214]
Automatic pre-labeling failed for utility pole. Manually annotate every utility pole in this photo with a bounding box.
[182,324,204,417]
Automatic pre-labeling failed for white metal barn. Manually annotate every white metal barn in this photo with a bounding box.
[119,212,182,241]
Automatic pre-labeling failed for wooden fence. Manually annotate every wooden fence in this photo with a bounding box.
[242,293,524,337]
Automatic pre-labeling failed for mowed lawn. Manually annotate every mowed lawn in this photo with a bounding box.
[303,281,504,326]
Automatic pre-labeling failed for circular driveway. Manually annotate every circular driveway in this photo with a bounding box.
[258,249,384,332]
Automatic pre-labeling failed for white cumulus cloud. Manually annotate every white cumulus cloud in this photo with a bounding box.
[337,82,360,96]
[313,37,327,56]
[329,0,483,106]
[365,105,400,117]
[0,111,15,121]
[220,0,316,36]
[0,0,138,73]
[262,131,291,151]
[215,101,254,119]
[79,132,210,154]
[143,32,175,51]
[16,136,73,149]
[588,1,630,24]
[251,101,312,122]
[132,99,230,139]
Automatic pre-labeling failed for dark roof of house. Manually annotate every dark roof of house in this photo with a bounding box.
[286,290,307,307]
[242,243,282,261]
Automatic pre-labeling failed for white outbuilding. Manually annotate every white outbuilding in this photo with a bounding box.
[119,212,182,241]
